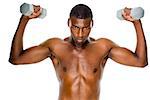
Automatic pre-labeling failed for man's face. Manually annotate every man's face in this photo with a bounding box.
[68,16,93,45]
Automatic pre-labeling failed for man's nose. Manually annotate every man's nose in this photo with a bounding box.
[78,28,83,38]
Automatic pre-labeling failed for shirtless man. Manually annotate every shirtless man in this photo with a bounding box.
[9,4,148,100]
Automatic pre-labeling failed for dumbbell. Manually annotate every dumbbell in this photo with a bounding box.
[20,3,47,19]
[117,7,144,20]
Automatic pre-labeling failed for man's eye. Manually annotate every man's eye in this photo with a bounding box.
[72,26,79,29]
[84,27,90,30]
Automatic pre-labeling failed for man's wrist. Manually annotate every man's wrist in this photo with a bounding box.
[132,20,141,25]
[21,15,30,21]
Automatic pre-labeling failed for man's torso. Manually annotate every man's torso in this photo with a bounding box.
[47,37,110,100]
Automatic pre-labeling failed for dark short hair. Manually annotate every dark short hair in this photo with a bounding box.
[70,4,93,19]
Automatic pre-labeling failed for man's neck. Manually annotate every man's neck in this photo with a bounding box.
[69,37,90,50]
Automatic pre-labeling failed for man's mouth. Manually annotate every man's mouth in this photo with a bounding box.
[76,39,84,43]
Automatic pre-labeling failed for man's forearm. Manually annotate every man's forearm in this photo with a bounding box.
[9,16,29,61]
[133,20,148,65]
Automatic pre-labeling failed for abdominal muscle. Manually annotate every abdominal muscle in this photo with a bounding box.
[52,55,103,100]
[57,66,101,100]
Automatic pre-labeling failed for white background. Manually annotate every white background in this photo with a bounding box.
[0,0,150,100]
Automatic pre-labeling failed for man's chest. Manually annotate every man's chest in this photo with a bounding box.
[51,45,108,76]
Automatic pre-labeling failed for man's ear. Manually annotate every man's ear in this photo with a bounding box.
[68,18,72,27]
[90,20,94,28]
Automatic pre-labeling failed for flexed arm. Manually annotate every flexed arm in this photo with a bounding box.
[9,6,50,65]
[108,8,148,67]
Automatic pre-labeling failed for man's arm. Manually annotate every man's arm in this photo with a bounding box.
[108,8,148,67]
[9,6,51,65]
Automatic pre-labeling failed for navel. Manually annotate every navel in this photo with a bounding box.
[63,67,67,72]
[93,68,98,73]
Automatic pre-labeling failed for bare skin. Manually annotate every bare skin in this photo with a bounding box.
[9,6,148,100]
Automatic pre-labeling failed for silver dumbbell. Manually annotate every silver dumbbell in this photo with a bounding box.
[20,3,47,19]
[117,7,144,20]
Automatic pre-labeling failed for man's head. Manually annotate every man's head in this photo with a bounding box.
[70,4,93,19]
[68,4,93,46]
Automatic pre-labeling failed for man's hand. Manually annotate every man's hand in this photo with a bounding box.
[27,5,42,19]
[122,7,135,22]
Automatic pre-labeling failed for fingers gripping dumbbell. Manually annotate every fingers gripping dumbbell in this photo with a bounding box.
[20,3,47,19]
[117,7,144,20]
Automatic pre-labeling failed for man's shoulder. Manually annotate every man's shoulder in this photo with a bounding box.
[40,37,64,47]
[94,38,117,48]
[96,38,112,44]
[47,37,63,43]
